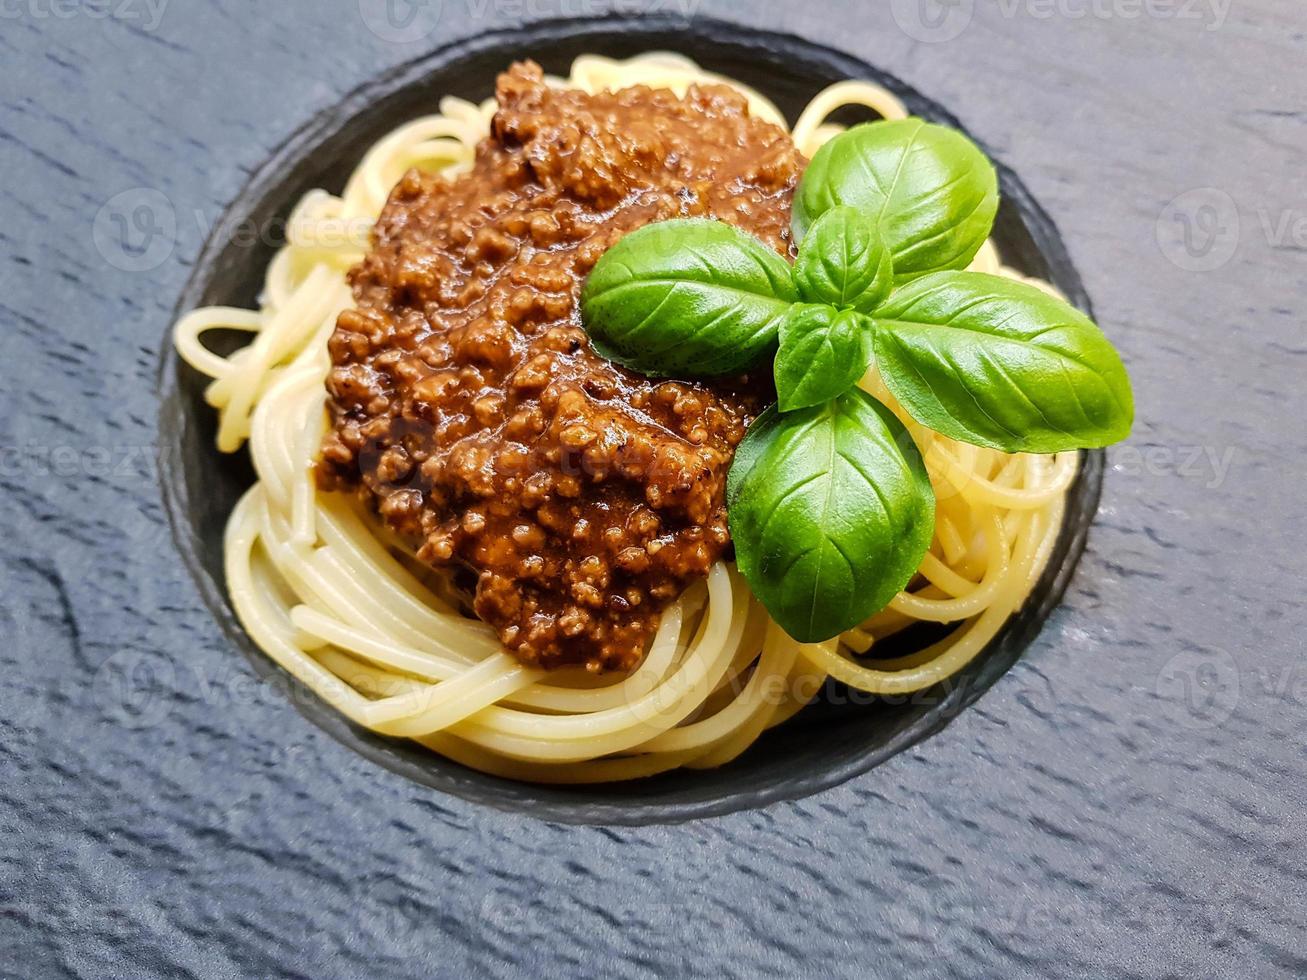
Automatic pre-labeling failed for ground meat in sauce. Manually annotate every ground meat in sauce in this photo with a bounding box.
[318,62,805,671]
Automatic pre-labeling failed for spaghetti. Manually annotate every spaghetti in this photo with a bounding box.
[174,53,1075,783]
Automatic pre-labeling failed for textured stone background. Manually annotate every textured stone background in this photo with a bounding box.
[1,1,1304,977]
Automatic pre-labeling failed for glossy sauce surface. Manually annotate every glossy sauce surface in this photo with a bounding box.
[319,62,803,670]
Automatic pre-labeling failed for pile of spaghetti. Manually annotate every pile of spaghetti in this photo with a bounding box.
[174,54,1076,783]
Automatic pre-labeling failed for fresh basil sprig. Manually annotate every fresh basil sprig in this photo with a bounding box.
[579,117,1134,643]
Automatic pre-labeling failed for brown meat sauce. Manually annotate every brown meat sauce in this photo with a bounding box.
[319,62,805,671]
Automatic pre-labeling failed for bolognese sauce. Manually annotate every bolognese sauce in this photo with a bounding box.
[318,62,804,671]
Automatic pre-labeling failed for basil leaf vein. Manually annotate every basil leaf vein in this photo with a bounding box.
[793,119,999,284]
[873,271,1134,452]
[774,304,873,412]
[727,389,936,643]
[580,219,798,377]
[793,206,894,313]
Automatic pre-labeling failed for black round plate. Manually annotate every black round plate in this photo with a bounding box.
[159,14,1104,825]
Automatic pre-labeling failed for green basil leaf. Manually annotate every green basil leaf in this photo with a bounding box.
[774,305,873,412]
[727,389,936,643]
[873,271,1134,452]
[580,218,799,377]
[793,120,999,284]
[793,206,894,313]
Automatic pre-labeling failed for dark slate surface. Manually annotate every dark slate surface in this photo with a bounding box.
[1,1,1304,977]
